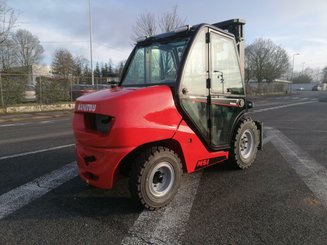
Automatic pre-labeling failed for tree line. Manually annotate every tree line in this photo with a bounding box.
[0,3,44,73]
[134,7,327,85]
[245,39,324,84]
[0,1,124,81]
[1,1,327,85]
[51,48,125,82]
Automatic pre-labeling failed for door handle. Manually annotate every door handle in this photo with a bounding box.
[236,99,245,107]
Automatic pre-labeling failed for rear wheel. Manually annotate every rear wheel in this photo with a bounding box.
[229,117,259,169]
[129,146,182,210]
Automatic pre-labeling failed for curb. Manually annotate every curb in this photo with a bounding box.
[0,103,75,114]
[0,103,75,123]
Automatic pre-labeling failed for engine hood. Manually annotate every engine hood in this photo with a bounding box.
[75,85,181,124]
[75,86,147,114]
[73,85,183,148]
[75,86,137,111]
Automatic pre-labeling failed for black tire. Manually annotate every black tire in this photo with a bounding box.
[129,146,182,210]
[229,117,259,169]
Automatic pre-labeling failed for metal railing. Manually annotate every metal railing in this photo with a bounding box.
[245,82,290,98]
[0,72,118,109]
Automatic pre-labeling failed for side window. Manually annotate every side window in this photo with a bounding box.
[124,47,176,84]
[180,29,209,140]
[180,29,207,96]
[211,34,244,95]
[151,48,176,82]
[124,48,145,84]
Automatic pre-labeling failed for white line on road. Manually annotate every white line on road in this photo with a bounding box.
[265,127,327,208]
[121,172,203,245]
[0,131,73,145]
[250,100,317,114]
[122,138,271,245]
[0,144,75,161]
[0,162,78,220]
[0,137,271,236]
[0,119,69,128]
[0,122,35,128]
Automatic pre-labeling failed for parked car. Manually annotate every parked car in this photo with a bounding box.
[70,84,113,101]
[23,85,36,102]
[70,84,96,101]
[312,84,322,91]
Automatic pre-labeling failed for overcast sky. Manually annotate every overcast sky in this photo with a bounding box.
[7,0,327,71]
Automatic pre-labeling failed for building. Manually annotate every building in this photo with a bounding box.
[29,65,52,86]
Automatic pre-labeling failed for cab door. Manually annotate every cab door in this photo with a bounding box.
[179,28,210,144]
[208,30,246,147]
[179,27,246,149]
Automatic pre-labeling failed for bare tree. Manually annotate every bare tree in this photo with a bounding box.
[131,5,186,42]
[0,38,16,70]
[11,29,44,68]
[245,38,289,83]
[132,12,157,41]
[322,66,327,83]
[159,5,186,33]
[0,1,16,44]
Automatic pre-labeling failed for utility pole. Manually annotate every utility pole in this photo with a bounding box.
[291,53,300,93]
[0,73,4,107]
[89,0,94,86]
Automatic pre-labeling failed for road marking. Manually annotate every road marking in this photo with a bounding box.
[0,144,75,161]
[262,134,274,145]
[265,127,327,209]
[0,131,72,145]
[250,100,316,114]
[0,162,78,220]
[0,119,69,128]
[122,137,271,245]
[253,102,284,107]
[39,120,52,124]
[121,172,202,245]
[0,136,271,231]
[0,123,17,128]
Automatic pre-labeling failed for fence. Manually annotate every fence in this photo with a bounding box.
[245,81,291,98]
[0,72,117,109]
[0,72,293,110]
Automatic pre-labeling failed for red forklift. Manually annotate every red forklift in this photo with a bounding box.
[73,19,263,210]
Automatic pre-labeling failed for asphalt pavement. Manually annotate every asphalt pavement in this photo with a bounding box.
[0,110,73,123]
[0,91,326,244]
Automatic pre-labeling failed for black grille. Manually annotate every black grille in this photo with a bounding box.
[84,113,113,134]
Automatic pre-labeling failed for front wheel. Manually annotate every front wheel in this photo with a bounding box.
[229,117,259,169]
[129,146,182,210]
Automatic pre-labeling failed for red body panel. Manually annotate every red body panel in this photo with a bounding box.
[173,121,229,173]
[72,85,229,189]
[74,86,182,148]
[75,143,134,189]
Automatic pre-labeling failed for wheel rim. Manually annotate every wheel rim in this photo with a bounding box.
[148,162,175,197]
[239,129,254,159]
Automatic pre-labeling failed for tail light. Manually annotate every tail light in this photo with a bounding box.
[84,113,114,134]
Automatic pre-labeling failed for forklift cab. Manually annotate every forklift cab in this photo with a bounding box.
[121,20,247,150]
[74,19,261,210]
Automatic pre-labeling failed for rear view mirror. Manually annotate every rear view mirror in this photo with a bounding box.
[247,100,253,109]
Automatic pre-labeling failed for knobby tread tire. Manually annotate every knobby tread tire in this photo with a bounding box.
[129,146,182,211]
[229,117,260,169]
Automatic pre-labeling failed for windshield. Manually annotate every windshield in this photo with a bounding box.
[122,37,190,86]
